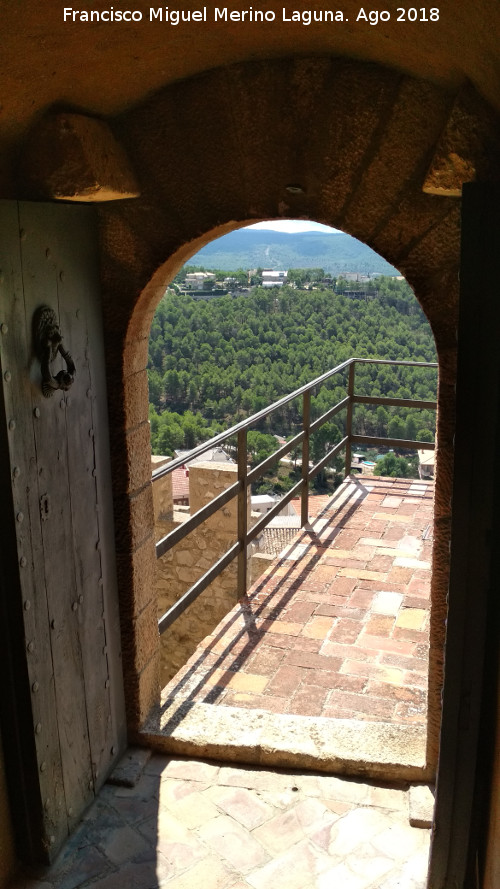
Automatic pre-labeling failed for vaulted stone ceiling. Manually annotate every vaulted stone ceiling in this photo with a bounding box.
[1,0,500,196]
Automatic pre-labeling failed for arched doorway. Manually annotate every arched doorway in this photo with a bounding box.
[98,59,463,782]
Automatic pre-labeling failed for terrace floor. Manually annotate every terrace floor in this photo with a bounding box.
[13,753,433,889]
[161,475,433,727]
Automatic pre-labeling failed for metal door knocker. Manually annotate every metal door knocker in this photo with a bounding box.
[33,306,76,398]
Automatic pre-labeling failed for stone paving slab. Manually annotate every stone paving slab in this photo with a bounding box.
[162,477,433,727]
[409,784,435,828]
[11,755,432,889]
[107,747,152,788]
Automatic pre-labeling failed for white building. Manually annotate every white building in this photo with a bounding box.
[418,449,435,480]
[261,269,288,287]
[174,446,234,465]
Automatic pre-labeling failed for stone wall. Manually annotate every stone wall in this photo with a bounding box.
[153,460,251,687]
[250,552,274,586]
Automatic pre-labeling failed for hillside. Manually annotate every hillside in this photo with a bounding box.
[187,229,399,276]
[148,279,437,464]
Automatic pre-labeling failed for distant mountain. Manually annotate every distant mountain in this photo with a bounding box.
[187,229,399,276]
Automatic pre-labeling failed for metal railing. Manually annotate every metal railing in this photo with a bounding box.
[153,358,437,634]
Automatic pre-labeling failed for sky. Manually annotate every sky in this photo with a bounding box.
[246,220,340,234]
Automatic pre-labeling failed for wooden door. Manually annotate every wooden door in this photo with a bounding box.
[0,201,126,862]
[427,185,500,887]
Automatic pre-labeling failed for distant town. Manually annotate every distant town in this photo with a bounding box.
[173,266,405,300]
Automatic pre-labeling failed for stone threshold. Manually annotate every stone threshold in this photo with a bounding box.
[140,699,431,783]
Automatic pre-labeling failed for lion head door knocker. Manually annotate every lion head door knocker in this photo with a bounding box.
[33,306,76,398]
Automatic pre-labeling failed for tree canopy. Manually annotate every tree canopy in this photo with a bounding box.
[148,276,437,460]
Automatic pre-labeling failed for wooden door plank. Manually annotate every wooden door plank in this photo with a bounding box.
[0,201,68,857]
[51,206,125,789]
[18,203,94,827]
[1,200,127,861]
[77,217,127,766]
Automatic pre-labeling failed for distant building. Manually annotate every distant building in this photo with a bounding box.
[342,273,380,284]
[185,271,216,290]
[418,449,435,480]
[261,269,288,287]
[174,446,234,465]
[251,494,275,516]
[171,446,235,506]
[251,494,297,518]
[351,453,365,466]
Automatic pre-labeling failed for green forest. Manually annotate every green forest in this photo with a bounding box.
[148,275,437,486]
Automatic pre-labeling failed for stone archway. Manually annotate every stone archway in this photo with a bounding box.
[97,54,479,771]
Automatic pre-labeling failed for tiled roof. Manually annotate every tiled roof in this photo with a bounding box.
[291,495,334,517]
[258,526,299,557]
[172,467,189,501]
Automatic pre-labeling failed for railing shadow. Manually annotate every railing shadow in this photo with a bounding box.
[159,477,371,733]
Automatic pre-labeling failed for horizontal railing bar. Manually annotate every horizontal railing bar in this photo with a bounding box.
[310,396,351,433]
[155,356,439,632]
[353,358,438,369]
[158,542,241,635]
[309,436,349,480]
[151,358,437,483]
[246,479,304,544]
[352,395,438,410]
[156,480,241,559]
[351,434,435,450]
[247,431,305,484]
[151,358,358,481]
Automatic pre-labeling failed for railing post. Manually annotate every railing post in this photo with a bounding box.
[345,361,355,477]
[301,391,310,526]
[237,428,248,599]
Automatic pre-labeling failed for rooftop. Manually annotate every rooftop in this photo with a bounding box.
[174,447,234,464]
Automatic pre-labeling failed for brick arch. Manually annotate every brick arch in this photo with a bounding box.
[100,55,462,768]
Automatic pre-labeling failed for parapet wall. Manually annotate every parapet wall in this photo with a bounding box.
[153,460,251,687]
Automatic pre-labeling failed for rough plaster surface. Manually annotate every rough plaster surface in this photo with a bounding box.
[19,112,140,202]
[424,84,500,195]
[142,701,430,783]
